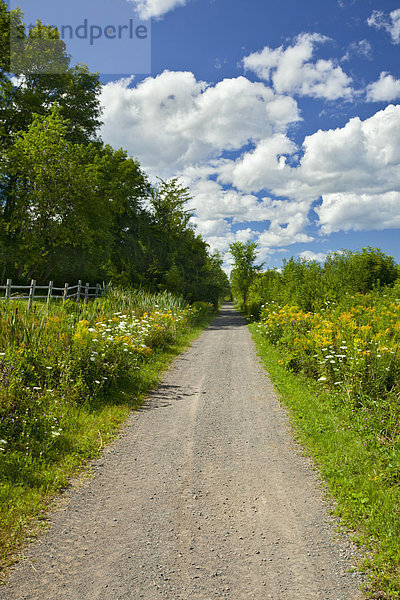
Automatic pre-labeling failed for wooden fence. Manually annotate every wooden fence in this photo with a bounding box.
[0,279,107,309]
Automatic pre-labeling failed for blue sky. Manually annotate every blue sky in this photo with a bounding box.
[12,0,400,269]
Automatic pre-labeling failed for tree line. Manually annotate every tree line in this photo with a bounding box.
[229,241,400,316]
[0,2,230,305]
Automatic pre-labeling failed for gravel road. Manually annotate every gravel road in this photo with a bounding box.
[2,304,365,600]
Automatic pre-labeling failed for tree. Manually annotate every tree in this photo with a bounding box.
[4,108,113,281]
[324,247,398,299]
[229,241,263,308]
[145,178,195,289]
[1,9,102,150]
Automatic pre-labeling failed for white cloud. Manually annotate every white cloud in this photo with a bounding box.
[298,104,400,198]
[367,9,400,44]
[257,200,313,248]
[366,72,400,102]
[243,33,353,100]
[100,71,300,177]
[316,191,400,233]
[214,103,400,237]
[99,63,400,255]
[181,175,314,255]
[218,134,297,193]
[299,250,328,263]
[128,0,187,19]
[342,39,372,62]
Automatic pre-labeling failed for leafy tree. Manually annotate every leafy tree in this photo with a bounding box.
[200,250,230,307]
[145,178,194,288]
[1,8,102,149]
[0,1,229,304]
[4,108,113,281]
[229,241,263,308]
[324,247,398,299]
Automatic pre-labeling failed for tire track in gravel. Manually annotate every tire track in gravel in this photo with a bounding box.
[1,303,365,600]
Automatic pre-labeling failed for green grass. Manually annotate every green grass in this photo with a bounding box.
[249,323,400,600]
[0,303,215,580]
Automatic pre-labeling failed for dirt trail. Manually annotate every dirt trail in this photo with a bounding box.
[2,304,364,599]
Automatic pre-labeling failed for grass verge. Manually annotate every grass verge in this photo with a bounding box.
[0,307,216,581]
[249,323,400,600]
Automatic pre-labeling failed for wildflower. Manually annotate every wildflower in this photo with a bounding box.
[317,376,327,382]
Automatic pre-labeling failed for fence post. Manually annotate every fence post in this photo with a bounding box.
[77,280,82,302]
[5,279,11,302]
[84,282,89,304]
[63,283,69,303]
[104,282,108,297]
[28,279,36,310]
[47,281,53,309]
[95,283,100,299]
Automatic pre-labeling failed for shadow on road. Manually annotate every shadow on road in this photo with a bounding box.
[206,303,247,331]
[138,383,200,411]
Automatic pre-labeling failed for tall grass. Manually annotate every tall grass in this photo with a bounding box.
[253,288,400,598]
[0,289,214,577]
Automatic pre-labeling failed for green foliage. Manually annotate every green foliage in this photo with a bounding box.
[0,2,229,304]
[246,247,398,318]
[4,108,111,281]
[0,290,215,572]
[229,241,262,309]
[251,323,400,598]
[252,263,400,597]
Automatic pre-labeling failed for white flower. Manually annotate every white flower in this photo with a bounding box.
[317,376,327,382]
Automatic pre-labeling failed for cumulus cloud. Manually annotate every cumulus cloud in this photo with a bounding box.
[298,104,400,198]
[299,250,328,263]
[367,8,400,44]
[243,33,353,100]
[213,103,400,238]
[184,177,307,227]
[99,64,400,256]
[100,71,300,176]
[180,175,314,255]
[366,72,400,102]
[128,0,187,19]
[316,191,400,233]
[218,134,297,193]
[257,200,313,248]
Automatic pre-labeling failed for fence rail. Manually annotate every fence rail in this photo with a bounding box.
[0,279,107,309]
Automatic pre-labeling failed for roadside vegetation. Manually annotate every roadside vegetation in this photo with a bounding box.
[0,2,229,305]
[230,242,400,598]
[0,288,216,576]
[0,0,229,579]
